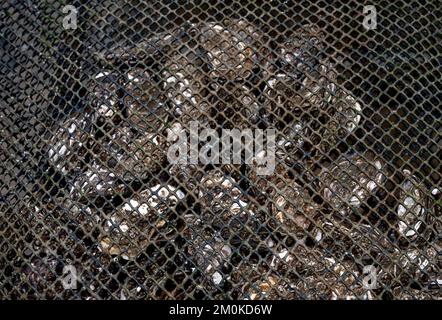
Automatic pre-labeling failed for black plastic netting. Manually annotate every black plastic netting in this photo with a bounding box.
[0,0,441,299]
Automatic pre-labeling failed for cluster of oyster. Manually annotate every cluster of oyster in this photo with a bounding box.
[41,19,440,299]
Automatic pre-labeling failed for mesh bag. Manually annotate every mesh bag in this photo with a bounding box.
[0,0,441,299]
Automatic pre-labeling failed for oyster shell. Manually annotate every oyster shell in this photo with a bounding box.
[241,273,293,300]
[182,169,265,296]
[277,24,325,79]
[196,169,253,227]
[263,60,361,160]
[69,160,126,199]
[162,52,210,128]
[198,20,260,81]
[251,241,374,299]
[47,112,95,175]
[99,184,185,260]
[318,88,362,150]
[89,125,168,182]
[124,67,167,132]
[320,155,386,216]
[396,170,433,241]
[211,82,263,129]
[249,163,319,239]
[91,71,120,119]
[187,235,232,287]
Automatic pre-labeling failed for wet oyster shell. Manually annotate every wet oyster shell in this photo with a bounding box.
[396,170,434,241]
[99,184,185,260]
[211,82,263,129]
[249,163,319,239]
[198,20,260,81]
[187,235,232,288]
[91,71,120,119]
[197,169,252,221]
[169,162,204,193]
[89,125,169,182]
[320,155,386,216]
[318,88,362,150]
[162,52,211,129]
[69,160,127,199]
[182,169,265,296]
[246,241,373,299]
[240,273,293,300]
[47,112,95,175]
[186,169,256,240]
[277,24,326,79]
[263,60,361,160]
[124,67,167,132]
[376,245,440,297]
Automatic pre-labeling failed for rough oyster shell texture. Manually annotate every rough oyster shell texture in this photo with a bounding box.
[90,125,169,181]
[124,67,167,132]
[320,155,386,216]
[198,20,261,81]
[263,24,362,159]
[194,169,254,233]
[99,184,185,260]
[162,52,211,128]
[396,170,434,242]
[249,164,319,240]
[211,81,263,129]
[47,112,95,175]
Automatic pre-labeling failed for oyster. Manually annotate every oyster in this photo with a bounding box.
[241,273,294,300]
[277,24,326,80]
[396,170,433,241]
[264,60,361,160]
[91,70,120,119]
[249,163,319,239]
[124,67,167,132]
[169,162,204,193]
[319,88,362,150]
[89,125,168,182]
[376,244,440,298]
[198,20,260,81]
[99,184,185,260]
[195,169,253,231]
[187,235,232,287]
[69,160,126,199]
[162,52,210,128]
[211,82,263,129]
[182,169,264,296]
[320,155,386,216]
[47,112,95,175]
